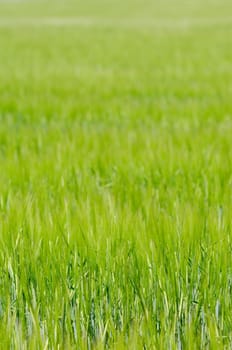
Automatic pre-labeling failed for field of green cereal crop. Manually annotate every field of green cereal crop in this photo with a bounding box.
[0,0,232,348]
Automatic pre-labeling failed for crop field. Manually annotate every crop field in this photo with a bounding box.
[0,0,232,348]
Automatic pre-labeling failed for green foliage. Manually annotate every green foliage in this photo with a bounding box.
[0,0,232,348]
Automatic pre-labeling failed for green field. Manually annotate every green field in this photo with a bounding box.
[0,0,232,348]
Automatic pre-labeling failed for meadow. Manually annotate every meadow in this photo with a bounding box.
[0,0,232,348]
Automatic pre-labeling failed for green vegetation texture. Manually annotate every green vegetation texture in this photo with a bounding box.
[0,0,232,348]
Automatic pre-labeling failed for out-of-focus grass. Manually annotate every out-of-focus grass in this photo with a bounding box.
[0,0,232,348]
[0,0,232,18]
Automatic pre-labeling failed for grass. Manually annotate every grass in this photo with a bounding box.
[0,0,232,348]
